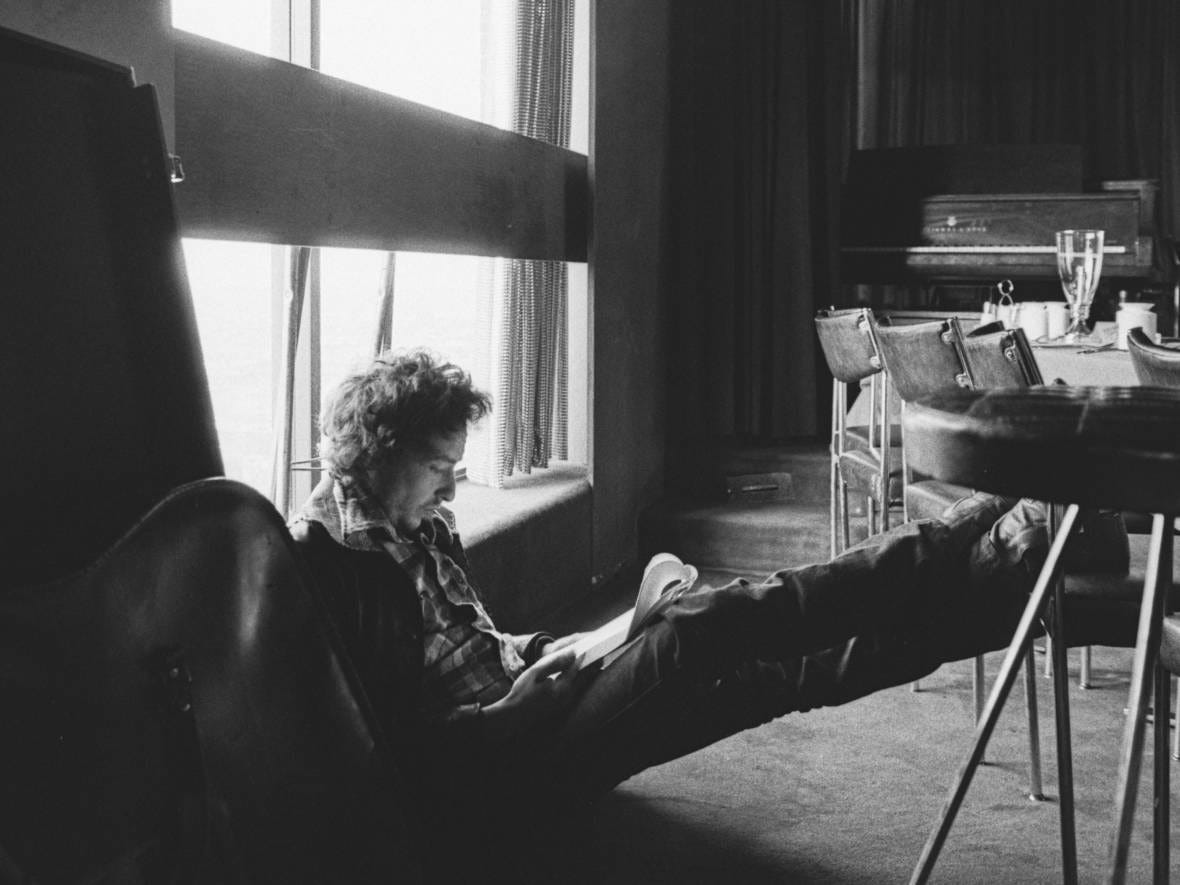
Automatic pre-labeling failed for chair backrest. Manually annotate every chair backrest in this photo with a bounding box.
[2,26,223,588]
[869,317,973,402]
[1128,328,1180,387]
[0,480,419,883]
[1,29,419,883]
[814,307,884,384]
[961,326,1045,388]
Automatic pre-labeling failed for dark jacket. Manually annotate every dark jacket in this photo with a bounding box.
[288,518,427,759]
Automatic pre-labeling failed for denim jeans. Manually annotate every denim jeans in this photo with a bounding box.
[522,492,1043,802]
[431,493,1048,857]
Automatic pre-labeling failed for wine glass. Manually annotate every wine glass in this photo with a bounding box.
[1054,229,1104,343]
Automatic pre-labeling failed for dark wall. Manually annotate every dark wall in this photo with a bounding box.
[590,0,672,579]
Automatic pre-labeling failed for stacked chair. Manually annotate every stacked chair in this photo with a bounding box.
[814,308,902,557]
[869,317,1045,793]
[1127,328,1180,772]
[1128,326,1180,385]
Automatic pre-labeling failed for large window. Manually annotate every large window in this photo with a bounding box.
[174,1,587,507]
[182,239,275,494]
[320,1,484,121]
[172,0,275,58]
[317,248,484,398]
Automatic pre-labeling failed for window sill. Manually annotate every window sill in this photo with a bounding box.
[449,462,590,546]
[447,462,592,627]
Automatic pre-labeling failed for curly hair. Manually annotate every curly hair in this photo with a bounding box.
[319,349,491,475]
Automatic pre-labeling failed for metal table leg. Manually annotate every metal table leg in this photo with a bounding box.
[910,505,1080,885]
[1107,515,1174,884]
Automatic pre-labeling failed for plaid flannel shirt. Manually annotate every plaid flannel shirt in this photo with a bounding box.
[294,474,535,721]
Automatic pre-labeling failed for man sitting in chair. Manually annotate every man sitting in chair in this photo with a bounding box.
[289,348,1079,863]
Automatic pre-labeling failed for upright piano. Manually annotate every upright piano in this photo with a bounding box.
[840,144,1159,286]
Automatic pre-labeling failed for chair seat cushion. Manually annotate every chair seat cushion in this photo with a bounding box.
[1054,573,1155,647]
[1051,532,1180,647]
[845,422,903,450]
[838,448,903,503]
[1160,616,1180,675]
[904,480,975,521]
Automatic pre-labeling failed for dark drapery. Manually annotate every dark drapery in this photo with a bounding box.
[665,0,851,496]
[664,0,1178,498]
[855,0,1180,269]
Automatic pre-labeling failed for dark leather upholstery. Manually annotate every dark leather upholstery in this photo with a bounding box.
[870,318,976,518]
[815,308,901,549]
[2,26,222,589]
[1127,327,1180,387]
[903,387,1180,515]
[815,308,884,384]
[961,326,1043,388]
[0,480,419,883]
[1159,614,1180,676]
[871,319,972,403]
[1,28,420,883]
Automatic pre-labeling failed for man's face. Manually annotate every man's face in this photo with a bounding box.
[371,427,466,534]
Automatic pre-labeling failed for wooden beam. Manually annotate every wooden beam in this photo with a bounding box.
[173,30,588,261]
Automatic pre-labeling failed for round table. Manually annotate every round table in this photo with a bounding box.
[903,386,1180,885]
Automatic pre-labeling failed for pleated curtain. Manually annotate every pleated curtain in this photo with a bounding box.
[467,0,573,488]
[852,0,1179,269]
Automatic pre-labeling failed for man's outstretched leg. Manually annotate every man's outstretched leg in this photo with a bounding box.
[650,491,1020,677]
[538,493,1045,800]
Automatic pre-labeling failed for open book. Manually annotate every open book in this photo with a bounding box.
[569,553,699,671]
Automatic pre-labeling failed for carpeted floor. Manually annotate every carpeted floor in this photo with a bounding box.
[569,647,1168,883]
[544,444,1177,883]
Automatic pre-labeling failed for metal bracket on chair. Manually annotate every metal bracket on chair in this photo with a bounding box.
[1004,344,1019,363]
[955,372,972,388]
[870,474,884,499]
[154,648,194,715]
[941,329,956,345]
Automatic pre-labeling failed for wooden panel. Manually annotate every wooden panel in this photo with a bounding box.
[173,30,588,261]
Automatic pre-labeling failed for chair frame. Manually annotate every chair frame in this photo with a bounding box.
[1128,327,1180,386]
[872,316,1046,799]
[815,308,895,558]
[867,317,974,524]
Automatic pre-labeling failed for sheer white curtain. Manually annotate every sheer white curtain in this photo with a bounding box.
[467,0,574,487]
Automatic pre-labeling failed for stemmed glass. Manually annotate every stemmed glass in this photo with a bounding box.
[1054,229,1104,343]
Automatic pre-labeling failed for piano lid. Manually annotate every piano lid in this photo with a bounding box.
[840,145,1158,284]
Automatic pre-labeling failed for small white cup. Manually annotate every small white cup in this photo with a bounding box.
[1116,304,1158,350]
[1045,302,1069,339]
[1017,302,1047,341]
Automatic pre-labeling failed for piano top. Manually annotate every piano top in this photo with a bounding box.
[839,145,1159,284]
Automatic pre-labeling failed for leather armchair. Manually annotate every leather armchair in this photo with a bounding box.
[1,26,419,883]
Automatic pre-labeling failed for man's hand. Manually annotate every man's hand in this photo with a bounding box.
[481,648,580,740]
[538,632,587,658]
